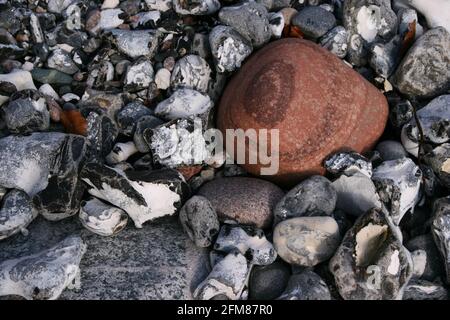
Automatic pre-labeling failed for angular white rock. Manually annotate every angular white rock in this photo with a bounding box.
[214,224,277,266]
[170,54,211,93]
[106,141,139,165]
[394,0,450,33]
[79,198,128,236]
[154,88,212,120]
[0,236,86,300]
[144,0,172,12]
[125,60,154,90]
[372,158,422,225]
[39,84,60,100]
[332,173,382,216]
[193,252,249,300]
[101,0,119,9]
[154,68,171,90]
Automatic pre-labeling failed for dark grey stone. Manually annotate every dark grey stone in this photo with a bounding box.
[278,270,331,300]
[320,26,348,58]
[292,6,336,39]
[369,35,402,78]
[376,140,407,161]
[274,175,337,225]
[324,151,372,177]
[2,91,50,134]
[47,48,79,75]
[133,115,164,153]
[31,68,73,85]
[248,261,290,300]
[116,102,153,137]
[405,234,445,282]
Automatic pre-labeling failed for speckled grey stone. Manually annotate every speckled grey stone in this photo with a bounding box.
[320,26,348,58]
[431,196,450,284]
[393,27,450,98]
[116,101,153,137]
[198,177,284,229]
[179,195,219,248]
[403,279,449,300]
[218,2,271,48]
[0,216,210,300]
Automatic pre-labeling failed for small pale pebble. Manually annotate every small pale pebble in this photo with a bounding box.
[155,68,171,90]
[101,0,120,9]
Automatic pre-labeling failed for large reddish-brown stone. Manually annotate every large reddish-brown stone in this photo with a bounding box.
[217,38,388,185]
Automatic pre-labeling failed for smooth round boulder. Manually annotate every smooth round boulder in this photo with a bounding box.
[197,177,284,229]
[217,38,388,185]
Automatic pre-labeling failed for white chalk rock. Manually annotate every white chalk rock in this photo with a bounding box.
[170,54,211,93]
[372,158,422,225]
[193,252,249,300]
[79,198,128,236]
[154,88,212,120]
[154,68,171,90]
[106,141,139,165]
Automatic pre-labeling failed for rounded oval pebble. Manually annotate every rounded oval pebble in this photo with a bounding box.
[79,198,128,237]
[273,216,341,267]
[249,261,291,300]
[376,140,408,161]
[198,177,284,229]
[217,38,388,186]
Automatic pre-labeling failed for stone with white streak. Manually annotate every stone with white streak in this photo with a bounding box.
[329,208,413,300]
[0,70,36,106]
[79,198,128,237]
[170,55,211,93]
[214,224,277,266]
[372,158,422,225]
[209,25,253,73]
[173,0,221,15]
[81,164,188,228]
[106,141,139,165]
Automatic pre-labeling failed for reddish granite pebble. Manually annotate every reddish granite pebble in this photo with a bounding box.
[197,177,284,229]
[217,38,389,186]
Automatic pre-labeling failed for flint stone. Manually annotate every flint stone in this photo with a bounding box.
[116,102,153,136]
[329,208,413,300]
[173,0,221,15]
[47,48,79,75]
[0,216,210,299]
[332,173,382,216]
[179,195,219,248]
[217,38,388,185]
[406,234,444,282]
[324,152,372,178]
[376,140,407,161]
[81,164,189,228]
[110,29,159,59]
[209,25,253,73]
[320,26,348,58]
[79,198,128,237]
[218,2,271,48]
[2,93,50,134]
[133,115,164,153]
[278,270,331,300]
[33,134,87,221]
[248,261,290,300]
[154,88,212,120]
[214,224,277,266]
[170,55,211,93]
[431,197,450,284]
[198,177,284,229]
[274,176,337,225]
[0,190,37,241]
[292,6,336,39]
[392,27,450,98]
[273,216,341,267]
[423,143,450,188]
[372,158,422,225]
